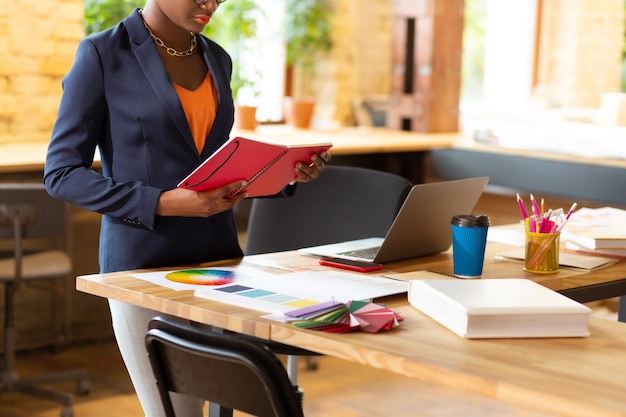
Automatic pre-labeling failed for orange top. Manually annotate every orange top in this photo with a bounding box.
[173,72,218,153]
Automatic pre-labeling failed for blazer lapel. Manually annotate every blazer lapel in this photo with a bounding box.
[198,36,235,159]
[125,10,198,156]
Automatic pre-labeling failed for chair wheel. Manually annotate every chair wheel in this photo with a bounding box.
[76,379,91,395]
[60,406,73,417]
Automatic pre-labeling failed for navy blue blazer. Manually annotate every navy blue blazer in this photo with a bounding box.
[44,9,244,273]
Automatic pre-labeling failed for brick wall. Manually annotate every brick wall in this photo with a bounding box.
[325,0,393,125]
[317,0,625,126]
[0,1,84,145]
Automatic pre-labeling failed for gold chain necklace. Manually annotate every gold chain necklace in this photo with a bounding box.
[139,9,196,58]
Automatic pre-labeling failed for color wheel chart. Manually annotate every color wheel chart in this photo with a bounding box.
[131,265,270,292]
[165,269,235,286]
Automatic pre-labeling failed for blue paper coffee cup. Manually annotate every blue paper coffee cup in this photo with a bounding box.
[451,214,490,279]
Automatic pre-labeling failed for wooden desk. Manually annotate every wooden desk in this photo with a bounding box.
[0,142,103,178]
[76,241,626,417]
[0,142,52,174]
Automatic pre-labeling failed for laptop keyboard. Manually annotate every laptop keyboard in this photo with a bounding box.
[337,246,380,259]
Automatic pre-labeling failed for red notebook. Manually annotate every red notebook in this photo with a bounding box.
[178,136,332,198]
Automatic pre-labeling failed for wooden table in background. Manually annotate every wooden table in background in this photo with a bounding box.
[233,125,460,183]
[1,126,459,179]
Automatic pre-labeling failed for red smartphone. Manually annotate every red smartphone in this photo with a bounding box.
[318,257,383,272]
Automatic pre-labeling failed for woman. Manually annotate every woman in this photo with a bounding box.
[44,1,329,415]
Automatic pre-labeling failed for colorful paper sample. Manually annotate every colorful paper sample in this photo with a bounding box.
[286,299,403,333]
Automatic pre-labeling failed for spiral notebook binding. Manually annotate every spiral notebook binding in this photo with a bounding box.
[225,149,289,199]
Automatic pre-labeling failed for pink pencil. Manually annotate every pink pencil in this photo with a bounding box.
[516,193,529,220]
[530,194,541,217]
[564,202,577,220]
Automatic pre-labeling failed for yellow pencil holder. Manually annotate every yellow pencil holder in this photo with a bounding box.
[524,231,560,274]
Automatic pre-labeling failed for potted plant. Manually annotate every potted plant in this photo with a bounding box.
[203,0,262,130]
[283,0,333,128]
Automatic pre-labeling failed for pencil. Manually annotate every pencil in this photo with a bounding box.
[556,202,577,233]
[516,193,529,220]
[530,194,541,217]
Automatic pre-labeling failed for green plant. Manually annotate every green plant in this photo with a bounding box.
[84,0,140,35]
[461,0,487,103]
[284,0,332,98]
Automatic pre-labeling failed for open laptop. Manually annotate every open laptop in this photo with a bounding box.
[298,176,489,263]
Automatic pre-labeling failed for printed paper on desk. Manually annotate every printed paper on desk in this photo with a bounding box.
[193,270,408,315]
[487,223,525,246]
[495,248,618,271]
[382,270,453,282]
[565,241,626,258]
[562,207,626,250]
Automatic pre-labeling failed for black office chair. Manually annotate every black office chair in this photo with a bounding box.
[245,165,413,254]
[145,316,304,417]
[0,183,90,417]
[244,164,413,389]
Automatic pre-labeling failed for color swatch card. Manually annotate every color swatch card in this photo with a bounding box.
[285,300,403,333]
[193,270,408,315]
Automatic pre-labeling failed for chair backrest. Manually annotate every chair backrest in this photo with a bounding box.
[0,183,69,252]
[145,316,304,417]
[245,165,413,255]
[0,183,70,280]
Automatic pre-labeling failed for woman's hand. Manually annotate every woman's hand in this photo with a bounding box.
[293,151,332,183]
[157,150,331,218]
[156,181,248,218]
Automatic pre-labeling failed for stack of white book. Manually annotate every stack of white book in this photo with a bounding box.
[562,207,626,257]
[408,276,591,339]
